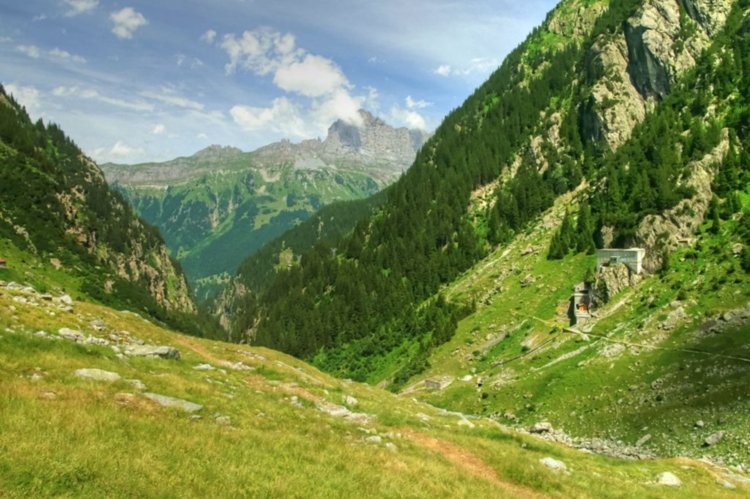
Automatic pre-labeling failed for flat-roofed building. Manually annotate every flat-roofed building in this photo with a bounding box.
[596,248,646,274]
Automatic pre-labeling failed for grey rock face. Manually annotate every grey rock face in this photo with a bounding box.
[75,368,121,382]
[144,393,203,413]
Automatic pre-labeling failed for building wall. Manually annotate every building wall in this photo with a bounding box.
[596,249,646,274]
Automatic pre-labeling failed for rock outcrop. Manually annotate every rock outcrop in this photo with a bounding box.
[633,132,730,272]
[581,0,733,150]
[593,263,640,305]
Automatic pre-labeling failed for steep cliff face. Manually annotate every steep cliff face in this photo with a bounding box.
[581,0,733,150]
[0,86,195,315]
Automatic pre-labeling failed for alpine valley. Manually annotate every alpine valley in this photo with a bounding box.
[102,111,429,301]
[3,0,750,497]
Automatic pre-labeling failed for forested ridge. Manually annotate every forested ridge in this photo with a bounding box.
[0,86,222,339]
[225,0,750,386]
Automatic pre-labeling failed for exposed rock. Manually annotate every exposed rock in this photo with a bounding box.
[59,294,74,306]
[215,416,232,427]
[636,434,652,447]
[659,306,687,330]
[125,379,147,391]
[126,345,181,360]
[458,419,476,429]
[75,368,121,382]
[530,422,553,434]
[732,243,744,256]
[366,436,383,444]
[704,431,725,446]
[540,457,567,472]
[385,442,398,452]
[656,471,682,487]
[317,402,373,425]
[194,364,215,371]
[343,395,358,407]
[144,393,203,413]
[59,327,85,342]
[695,420,705,429]
[593,264,638,306]
[634,133,730,272]
[716,479,736,489]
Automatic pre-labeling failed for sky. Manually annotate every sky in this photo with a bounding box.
[0,0,557,164]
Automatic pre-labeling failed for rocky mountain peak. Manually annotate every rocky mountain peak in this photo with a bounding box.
[193,144,244,160]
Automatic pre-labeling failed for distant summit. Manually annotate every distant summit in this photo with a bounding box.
[255,109,431,174]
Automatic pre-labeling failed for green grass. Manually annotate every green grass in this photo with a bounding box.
[409,191,750,471]
[0,276,745,497]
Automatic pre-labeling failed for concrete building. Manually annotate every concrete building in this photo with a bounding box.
[424,377,454,390]
[0,259,6,269]
[571,282,592,326]
[596,248,646,274]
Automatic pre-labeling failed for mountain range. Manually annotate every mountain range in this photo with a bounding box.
[102,110,429,300]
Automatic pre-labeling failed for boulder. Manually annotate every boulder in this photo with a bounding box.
[530,422,553,434]
[656,472,681,487]
[193,364,215,371]
[215,416,232,427]
[75,368,121,382]
[144,393,203,413]
[704,431,725,446]
[59,294,74,306]
[636,434,652,447]
[126,345,181,360]
[59,328,85,342]
[343,395,358,407]
[366,436,382,444]
[540,457,567,472]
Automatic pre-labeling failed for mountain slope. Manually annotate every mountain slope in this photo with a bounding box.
[225,0,738,370]
[102,111,428,301]
[0,85,204,334]
[1,280,747,497]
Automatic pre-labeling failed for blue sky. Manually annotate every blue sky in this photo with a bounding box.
[1,0,557,164]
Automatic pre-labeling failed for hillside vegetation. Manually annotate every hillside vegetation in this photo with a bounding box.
[223,0,749,386]
[0,86,216,338]
[1,276,747,497]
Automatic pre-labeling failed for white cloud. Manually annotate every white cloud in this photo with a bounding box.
[176,54,186,66]
[273,54,350,98]
[52,86,154,112]
[141,88,204,111]
[110,8,148,40]
[312,90,366,130]
[220,28,300,76]
[49,48,87,63]
[16,45,41,59]
[433,64,451,77]
[406,96,432,109]
[32,14,47,22]
[0,37,11,43]
[390,102,428,131]
[5,84,42,113]
[197,133,209,140]
[191,58,204,69]
[151,124,165,135]
[200,30,217,44]
[64,0,98,16]
[89,141,146,161]
[432,58,498,77]
[230,97,309,137]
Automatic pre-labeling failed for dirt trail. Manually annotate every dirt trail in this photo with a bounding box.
[404,430,550,498]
